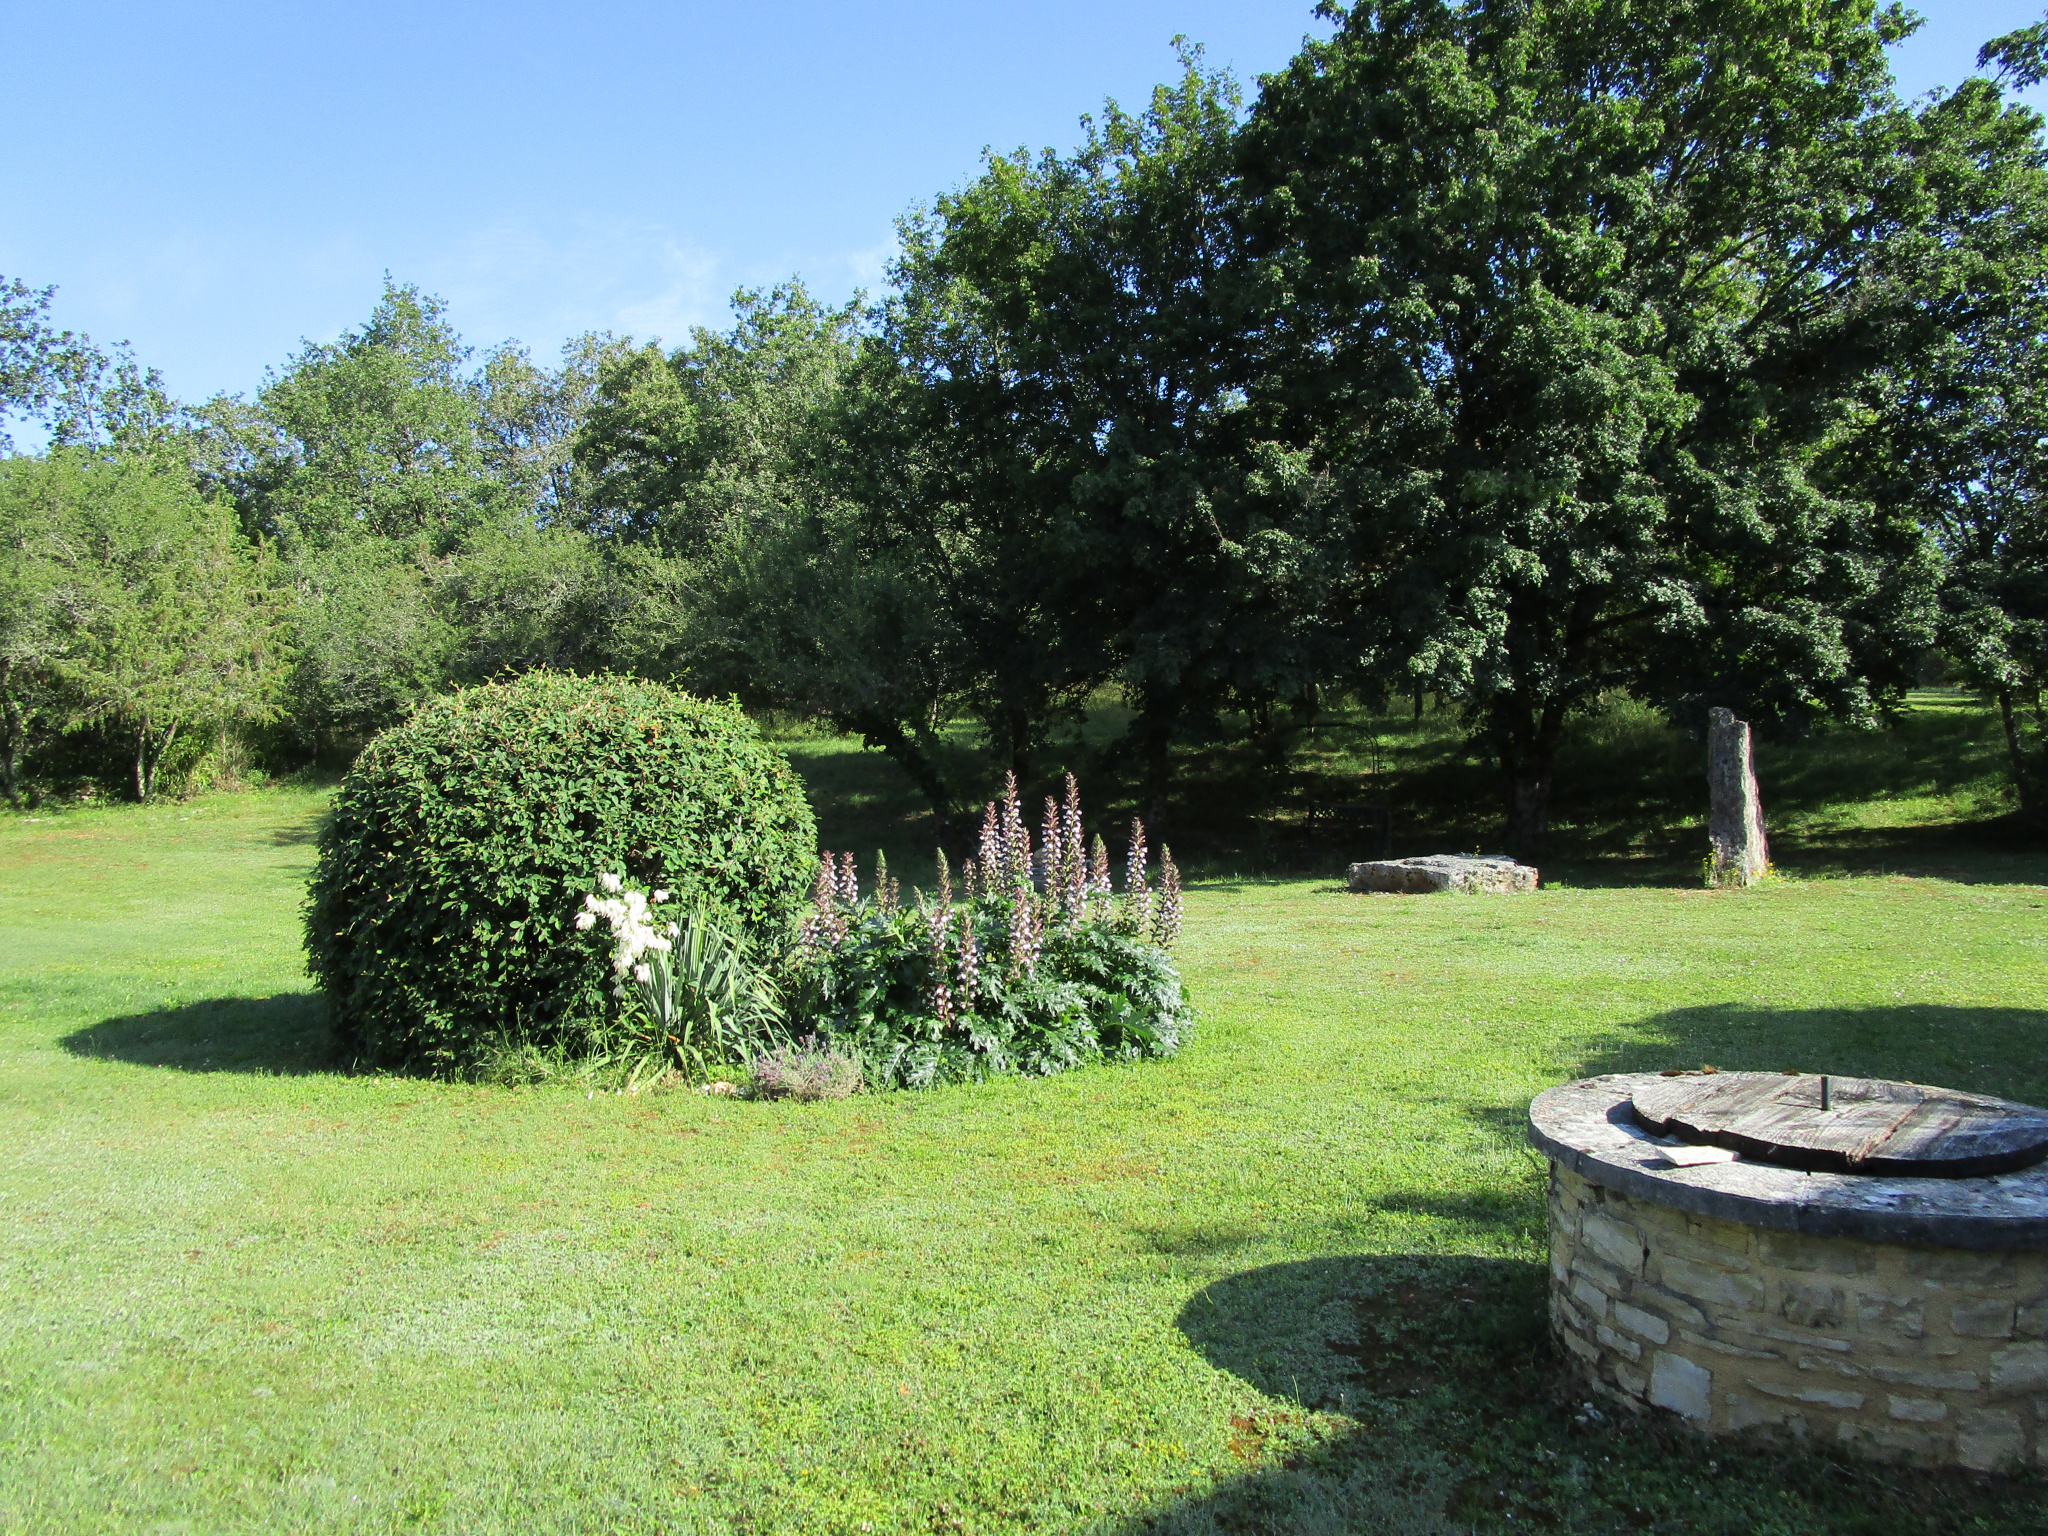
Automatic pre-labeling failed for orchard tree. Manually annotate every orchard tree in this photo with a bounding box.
[241,281,498,551]
[575,283,861,551]
[1237,0,1949,854]
[1859,62,2048,809]
[29,452,288,799]
[878,53,1351,815]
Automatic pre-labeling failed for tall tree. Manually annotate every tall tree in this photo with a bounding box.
[476,331,635,530]
[24,452,287,799]
[879,53,1348,815]
[575,283,861,551]
[0,457,67,806]
[1237,0,1949,854]
[243,281,497,551]
[1858,68,2048,809]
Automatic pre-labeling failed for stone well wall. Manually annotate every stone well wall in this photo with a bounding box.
[1550,1162,2048,1469]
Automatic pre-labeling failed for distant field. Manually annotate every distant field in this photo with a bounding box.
[2,697,2046,1533]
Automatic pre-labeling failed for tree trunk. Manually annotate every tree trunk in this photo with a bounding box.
[1497,705,1563,862]
[135,718,177,802]
[1006,708,1032,785]
[846,709,957,834]
[0,660,22,810]
[1137,704,1177,835]
[1997,686,2039,814]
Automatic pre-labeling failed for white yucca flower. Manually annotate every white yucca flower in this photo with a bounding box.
[599,872,624,894]
[574,911,596,931]
[653,889,670,903]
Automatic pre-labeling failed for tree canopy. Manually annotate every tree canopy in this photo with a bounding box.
[4,3,2047,835]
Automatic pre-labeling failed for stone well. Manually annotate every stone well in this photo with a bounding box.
[1528,1073,2048,1470]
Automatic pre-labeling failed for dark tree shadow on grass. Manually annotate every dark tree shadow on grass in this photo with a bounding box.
[1112,1251,2046,1535]
[62,993,332,1075]
[267,816,326,847]
[1572,1004,2048,1109]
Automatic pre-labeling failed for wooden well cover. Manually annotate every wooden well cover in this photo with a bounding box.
[1629,1073,2048,1179]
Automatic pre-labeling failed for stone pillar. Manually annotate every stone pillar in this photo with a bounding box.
[1707,707,1768,886]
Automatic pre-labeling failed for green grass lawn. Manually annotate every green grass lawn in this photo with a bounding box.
[4,715,2048,1533]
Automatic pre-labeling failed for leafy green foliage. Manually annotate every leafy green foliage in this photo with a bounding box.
[577,876,786,1086]
[1853,75,2048,809]
[802,902,1191,1088]
[305,672,816,1071]
[795,777,1192,1088]
[1236,0,1950,853]
[0,450,287,802]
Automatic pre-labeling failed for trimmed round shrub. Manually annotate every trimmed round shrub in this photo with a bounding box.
[306,672,817,1070]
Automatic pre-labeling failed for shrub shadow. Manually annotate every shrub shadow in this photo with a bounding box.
[61,993,332,1075]
[1571,1003,2048,1108]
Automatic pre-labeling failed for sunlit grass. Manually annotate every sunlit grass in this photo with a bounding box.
[1,710,2045,1532]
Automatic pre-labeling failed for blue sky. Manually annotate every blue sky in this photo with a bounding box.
[4,1,2044,406]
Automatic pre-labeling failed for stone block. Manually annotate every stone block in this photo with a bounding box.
[1748,1377,1865,1410]
[1653,1226,1757,1272]
[1871,1364,1982,1392]
[1841,1422,1951,1462]
[1758,1230,1876,1276]
[2016,1301,2048,1339]
[1581,1213,1647,1275]
[1707,708,1768,887]
[1614,1362,1648,1398]
[1613,1302,1671,1346]
[1778,1280,1845,1329]
[1724,1391,1802,1433]
[1856,1293,1925,1339]
[1346,854,1538,894]
[1989,1342,2048,1393]
[1794,1352,1863,1377]
[1888,1396,1948,1423]
[1679,1328,1780,1361]
[1649,1351,1713,1420]
[1950,1300,2016,1340]
[1572,1276,1610,1319]
[1797,1387,1866,1410]
[1904,1250,2017,1287]
[1657,1255,1766,1312]
[1630,1286,1707,1332]
[1597,1324,1643,1362]
[1559,1325,1601,1363]
[1748,1322,1850,1352]
[1956,1408,2026,1472]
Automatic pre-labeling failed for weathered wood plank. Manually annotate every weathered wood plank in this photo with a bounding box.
[1628,1072,2048,1178]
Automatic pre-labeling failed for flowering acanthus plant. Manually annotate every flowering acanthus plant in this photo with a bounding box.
[793,774,1193,1089]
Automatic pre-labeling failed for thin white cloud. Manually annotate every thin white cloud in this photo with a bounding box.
[430,218,729,354]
